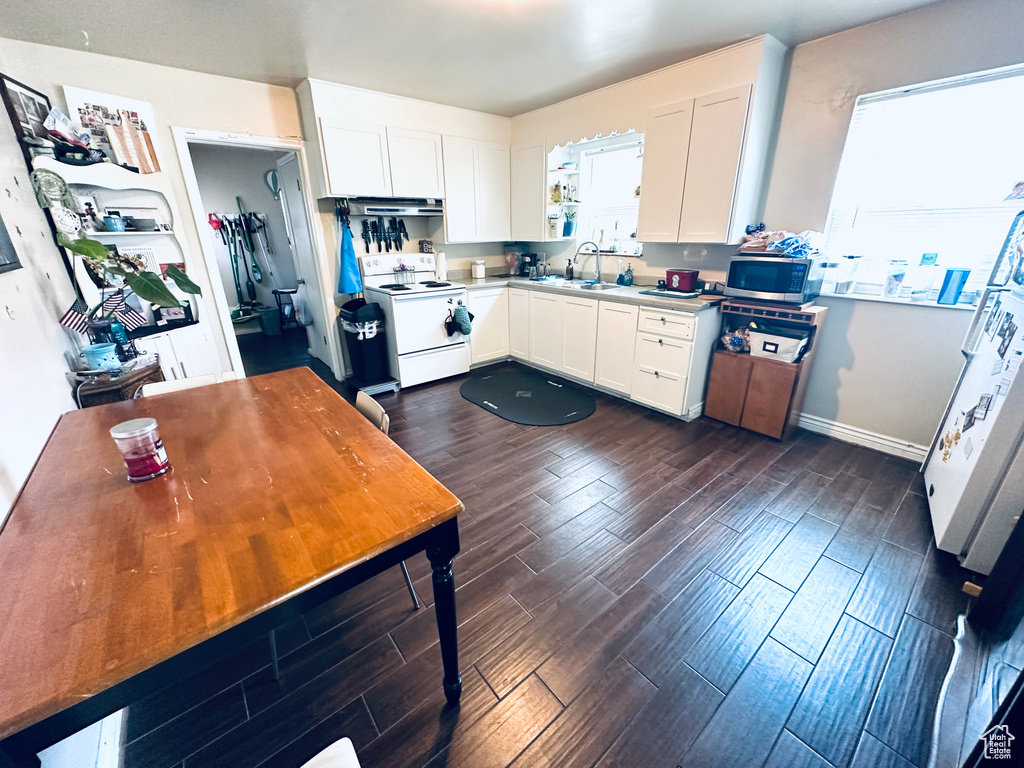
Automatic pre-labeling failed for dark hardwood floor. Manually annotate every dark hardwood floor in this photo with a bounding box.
[117,361,978,768]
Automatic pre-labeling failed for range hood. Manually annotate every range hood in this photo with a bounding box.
[348,198,444,217]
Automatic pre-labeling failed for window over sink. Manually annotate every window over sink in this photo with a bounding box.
[547,132,644,255]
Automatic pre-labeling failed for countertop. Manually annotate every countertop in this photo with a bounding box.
[462,275,723,313]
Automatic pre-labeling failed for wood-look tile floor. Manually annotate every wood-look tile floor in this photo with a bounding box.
[119,363,975,768]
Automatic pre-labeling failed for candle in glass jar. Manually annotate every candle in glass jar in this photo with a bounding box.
[110,417,170,482]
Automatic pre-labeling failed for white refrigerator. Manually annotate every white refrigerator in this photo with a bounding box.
[923,211,1024,575]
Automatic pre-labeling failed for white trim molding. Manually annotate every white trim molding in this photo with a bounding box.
[797,412,928,463]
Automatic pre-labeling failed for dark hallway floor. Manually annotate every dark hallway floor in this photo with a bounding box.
[112,364,983,768]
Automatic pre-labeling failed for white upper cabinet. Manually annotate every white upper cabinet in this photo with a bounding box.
[511,143,546,241]
[635,100,694,243]
[477,141,511,242]
[441,135,478,242]
[678,84,751,243]
[386,127,445,198]
[442,137,510,243]
[636,84,751,244]
[319,118,392,197]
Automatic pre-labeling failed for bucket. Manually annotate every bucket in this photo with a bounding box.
[82,343,121,371]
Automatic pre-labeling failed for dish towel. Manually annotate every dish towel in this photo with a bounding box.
[338,221,362,294]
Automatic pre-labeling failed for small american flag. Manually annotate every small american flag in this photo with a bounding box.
[59,297,89,335]
[100,291,148,331]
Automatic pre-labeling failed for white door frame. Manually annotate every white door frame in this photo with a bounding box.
[170,127,343,380]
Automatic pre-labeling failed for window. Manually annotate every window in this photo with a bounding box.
[579,142,643,251]
[824,63,1024,302]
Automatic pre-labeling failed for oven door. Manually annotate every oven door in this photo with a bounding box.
[391,290,467,354]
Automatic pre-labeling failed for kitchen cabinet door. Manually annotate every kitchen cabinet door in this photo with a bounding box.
[740,356,799,439]
[511,142,546,241]
[529,291,564,371]
[319,118,392,197]
[509,288,531,360]
[677,84,751,243]
[635,99,694,243]
[387,127,445,198]
[562,296,599,382]
[468,287,509,365]
[441,136,478,242]
[595,301,638,393]
[477,141,511,242]
[703,351,753,426]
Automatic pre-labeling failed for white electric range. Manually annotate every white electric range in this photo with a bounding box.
[359,253,470,388]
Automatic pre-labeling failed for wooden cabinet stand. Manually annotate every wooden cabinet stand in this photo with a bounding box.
[704,300,827,439]
[72,360,165,408]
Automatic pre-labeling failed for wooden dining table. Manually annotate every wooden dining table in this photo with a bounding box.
[0,367,464,767]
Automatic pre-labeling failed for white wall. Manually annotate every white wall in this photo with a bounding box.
[0,36,303,515]
[763,0,1024,448]
[0,102,78,516]
[188,143,297,311]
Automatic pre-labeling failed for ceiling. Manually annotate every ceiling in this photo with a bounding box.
[0,0,946,116]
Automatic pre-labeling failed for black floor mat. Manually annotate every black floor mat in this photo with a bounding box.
[460,367,596,426]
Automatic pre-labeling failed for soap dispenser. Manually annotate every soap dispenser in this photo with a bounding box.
[565,258,574,280]
[623,264,634,286]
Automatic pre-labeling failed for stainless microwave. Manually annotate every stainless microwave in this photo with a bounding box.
[724,256,823,304]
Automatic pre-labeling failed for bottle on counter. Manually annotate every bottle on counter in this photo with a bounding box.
[623,264,634,286]
[616,259,625,285]
[565,259,574,280]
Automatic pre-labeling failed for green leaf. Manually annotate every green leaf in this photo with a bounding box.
[163,263,202,296]
[57,234,109,261]
[106,265,128,277]
[124,272,182,307]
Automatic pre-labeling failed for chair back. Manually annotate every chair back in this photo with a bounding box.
[355,391,390,435]
[141,374,218,397]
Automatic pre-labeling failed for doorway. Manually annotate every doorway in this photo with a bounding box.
[172,129,342,380]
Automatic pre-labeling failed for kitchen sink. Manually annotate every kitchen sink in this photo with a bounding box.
[577,282,620,291]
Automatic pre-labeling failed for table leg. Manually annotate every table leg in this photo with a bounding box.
[428,532,462,705]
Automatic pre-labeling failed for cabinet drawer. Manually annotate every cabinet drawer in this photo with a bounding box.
[638,308,696,340]
[634,332,691,377]
[631,366,686,416]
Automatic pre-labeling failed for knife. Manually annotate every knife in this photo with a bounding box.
[398,219,409,248]
[361,219,372,253]
[370,220,381,252]
[378,216,389,252]
[390,217,401,249]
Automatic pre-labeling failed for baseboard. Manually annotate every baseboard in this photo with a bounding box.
[797,412,928,462]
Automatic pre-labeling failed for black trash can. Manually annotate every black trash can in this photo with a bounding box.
[338,298,389,384]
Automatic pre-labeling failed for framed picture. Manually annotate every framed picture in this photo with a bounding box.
[0,211,21,274]
[0,73,51,167]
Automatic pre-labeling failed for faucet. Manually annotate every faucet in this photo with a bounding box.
[573,241,602,282]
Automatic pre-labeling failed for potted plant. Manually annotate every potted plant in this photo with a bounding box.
[562,207,577,237]
[59,233,202,339]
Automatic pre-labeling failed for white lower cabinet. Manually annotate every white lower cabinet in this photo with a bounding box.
[468,287,509,365]
[509,288,530,359]
[595,302,637,393]
[562,297,598,382]
[528,292,564,370]
[631,367,688,415]
[145,324,220,381]
[486,284,719,421]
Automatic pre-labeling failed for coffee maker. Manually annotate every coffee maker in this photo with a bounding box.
[518,253,535,277]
